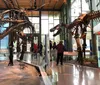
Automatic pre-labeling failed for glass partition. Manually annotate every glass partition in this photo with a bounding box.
[0,23,9,50]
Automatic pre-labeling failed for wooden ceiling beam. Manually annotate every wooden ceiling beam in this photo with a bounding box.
[0,8,60,11]
[34,0,37,9]
[53,0,58,10]
[0,0,64,11]
[2,0,9,8]
[30,0,34,8]
[9,0,16,8]
[14,0,20,9]
[47,0,51,8]
[3,0,14,8]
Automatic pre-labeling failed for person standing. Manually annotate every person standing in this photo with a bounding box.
[19,40,26,61]
[33,43,38,59]
[8,41,14,66]
[49,40,52,59]
[52,42,57,60]
[39,42,43,56]
[56,41,65,65]
[49,40,52,51]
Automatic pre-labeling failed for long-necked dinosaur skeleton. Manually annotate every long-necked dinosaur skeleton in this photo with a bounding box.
[0,9,35,66]
[50,10,100,65]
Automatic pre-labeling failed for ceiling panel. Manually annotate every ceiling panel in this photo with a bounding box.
[55,0,64,9]
[0,0,65,10]
[0,0,7,8]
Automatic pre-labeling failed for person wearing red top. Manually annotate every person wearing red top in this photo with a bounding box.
[56,41,65,65]
[33,43,38,59]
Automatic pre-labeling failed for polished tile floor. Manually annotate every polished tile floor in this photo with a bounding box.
[0,61,44,85]
[50,61,100,85]
[0,53,100,85]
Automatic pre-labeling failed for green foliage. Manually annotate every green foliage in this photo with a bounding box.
[84,58,97,63]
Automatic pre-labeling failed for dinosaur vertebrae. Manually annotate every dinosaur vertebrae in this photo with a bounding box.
[87,10,100,21]
[0,9,28,23]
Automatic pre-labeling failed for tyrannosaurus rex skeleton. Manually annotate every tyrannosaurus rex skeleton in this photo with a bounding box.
[50,10,100,65]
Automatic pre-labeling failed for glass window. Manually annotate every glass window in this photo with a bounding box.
[41,20,48,34]
[0,23,9,49]
[41,35,45,46]
[34,23,39,33]
[23,28,32,34]
[4,14,9,19]
[0,36,9,49]
[28,17,39,23]
[54,12,60,19]
[49,11,54,23]
[49,15,53,23]
[49,24,54,40]
[54,20,59,26]
[28,17,39,33]
[41,11,48,19]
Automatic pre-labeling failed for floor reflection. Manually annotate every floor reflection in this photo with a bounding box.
[1,53,100,85]
[0,53,44,66]
[0,61,44,85]
[51,62,100,85]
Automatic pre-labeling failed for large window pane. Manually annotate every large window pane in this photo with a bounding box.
[49,24,54,40]
[54,20,59,26]
[28,17,39,33]
[41,11,48,19]
[41,20,48,34]
[54,12,60,19]
[34,23,39,33]
[1,36,8,49]
[0,23,9,49]
[49,15,53,23]
[23,28,32,34]
[49,11,54,23]
[28,17,39,23]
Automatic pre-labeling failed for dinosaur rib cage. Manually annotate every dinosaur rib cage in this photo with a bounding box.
[0,9,28,22]
[0,9,35,40]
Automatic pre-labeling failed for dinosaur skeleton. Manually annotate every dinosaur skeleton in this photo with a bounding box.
[0,9,35,39]
[0,9,35,66]
[50,10,100,65]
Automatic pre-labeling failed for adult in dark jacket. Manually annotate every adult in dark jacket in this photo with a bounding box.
[39,42,43,56]
[8,41,14,66]
[56,41,64,65]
